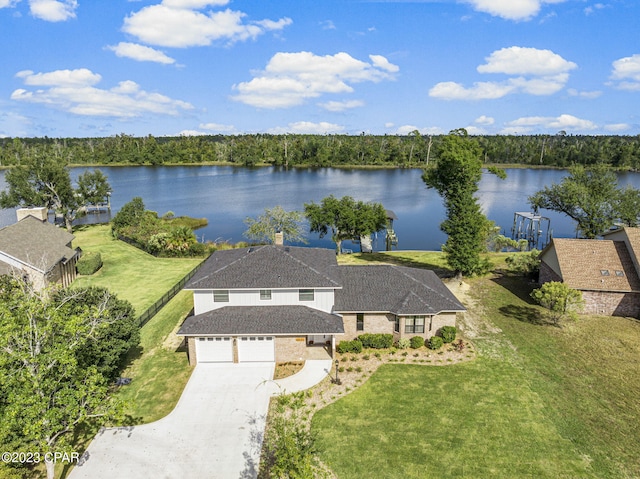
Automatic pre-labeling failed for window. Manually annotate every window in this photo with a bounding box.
[405,316,425,334]
[299,289,314,301]
[615,270,625,277]
[260,289,272,300]
[394,316,400,333]
[428,316,433,332]
[213,290,229,302]
[356,313,364,331]
[600,270,610,276]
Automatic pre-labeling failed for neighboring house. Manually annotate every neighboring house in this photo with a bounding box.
[0,208,79,291]
[539,228,640,316]
[178,243,465,365]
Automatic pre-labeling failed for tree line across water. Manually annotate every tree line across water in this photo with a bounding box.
[2,132,640,169]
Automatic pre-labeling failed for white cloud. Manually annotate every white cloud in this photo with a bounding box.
[29,0,77,21]
[465,0,568,21]
[0,0,19,8]
[16,68,101,87]
[269,121,345,134]
[604,123,631,132]
[464,125,488,135]
[122,1,292,48]
[430,46,576,100]
[232,51,399,109]
[320,19,336,30]
[11,68,193,118]
[475,115,495,125]
[429,80,515,100]
[199,122,237,133]
[107,42,176,65]
[395,125,443,135]
[584,3,606,15]
[477,46,576,76]
[318,100,365,112]
[504,114,598,133]
[567,88,602,99]
[609,54,640,91]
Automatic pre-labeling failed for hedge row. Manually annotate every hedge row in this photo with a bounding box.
[77,252,103,275]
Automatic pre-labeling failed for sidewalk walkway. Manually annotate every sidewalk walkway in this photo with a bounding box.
[269,359,333,395]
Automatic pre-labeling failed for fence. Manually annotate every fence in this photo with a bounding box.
[136,263,202,327]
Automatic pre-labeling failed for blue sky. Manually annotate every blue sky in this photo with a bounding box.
[1,0,639,138]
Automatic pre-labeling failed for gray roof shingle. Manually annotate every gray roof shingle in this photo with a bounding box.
[178,305,345,336]
[186,245,341,290]
[334,265,465,315]
[0,216,77,272]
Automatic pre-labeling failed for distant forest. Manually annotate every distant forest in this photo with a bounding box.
[2,133,640,169]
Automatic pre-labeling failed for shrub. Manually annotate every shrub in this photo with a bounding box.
[440,326,457,343]
[336,340,363,354]
[409,336,425,349]
[357,333,393,349]
[396,338,410,349]
[76,252,103,275]
[428,336,444,350]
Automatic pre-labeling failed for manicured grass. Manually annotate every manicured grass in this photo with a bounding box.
[71,224,202,314]
[337,250,511,276]
[70,225,199,423]
[115,290,195,423]
[311,270,640,478]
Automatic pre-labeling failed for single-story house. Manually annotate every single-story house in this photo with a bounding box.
[538,227,640,316]
[178,241,465,364]
[0,208,80,291]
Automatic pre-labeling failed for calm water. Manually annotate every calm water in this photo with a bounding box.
[3,166,640,251]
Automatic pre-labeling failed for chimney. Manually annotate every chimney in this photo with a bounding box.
[274,231,284,246]
[17,207,48,223]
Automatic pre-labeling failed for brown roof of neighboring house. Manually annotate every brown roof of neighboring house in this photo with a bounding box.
[542,238,640,292]
[0,216,78,273]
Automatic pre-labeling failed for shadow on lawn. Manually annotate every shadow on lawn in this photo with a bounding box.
[348,253,453,278]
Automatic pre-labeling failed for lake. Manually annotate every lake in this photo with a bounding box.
[3,166,640,251]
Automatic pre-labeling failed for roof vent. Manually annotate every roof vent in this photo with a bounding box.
[248,247,254,253]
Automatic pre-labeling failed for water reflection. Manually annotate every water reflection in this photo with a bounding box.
[2,166,639,251]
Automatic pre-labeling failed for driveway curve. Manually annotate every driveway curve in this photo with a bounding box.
[70,360,331,479]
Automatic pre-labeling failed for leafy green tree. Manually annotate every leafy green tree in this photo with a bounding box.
[76,169,111,206]
[615,185,640,227]
[505,249,541,276]
[111,196,146,235]
[530,281,584,325]
[244,206,307,244]
[304,195,387,253]
[54,286,139,380]
[422,129,501,277]
[0,277,128,479]
[529,164,619,238]
[0,156,111,233]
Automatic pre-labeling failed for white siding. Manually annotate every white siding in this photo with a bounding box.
[192,288,337,315]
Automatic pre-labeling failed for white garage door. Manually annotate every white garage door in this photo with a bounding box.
[237,336,275,362]
[196,337,233,362]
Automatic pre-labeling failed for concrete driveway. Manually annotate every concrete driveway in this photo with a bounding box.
[70,363,275,479]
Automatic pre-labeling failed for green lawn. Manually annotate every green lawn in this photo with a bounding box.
[70,225,201,422]
[312,271,640,479]
[116,289,195,423]
[72,224,202,314]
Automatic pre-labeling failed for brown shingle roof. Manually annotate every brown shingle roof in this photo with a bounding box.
[0,216,77,273]
[549,238,640,292]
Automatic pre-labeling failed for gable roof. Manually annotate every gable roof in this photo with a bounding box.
[186,245,342,290]
[0,216,77,273]
[178,305,345,336]
[334,265,465,315]
[541,238,640,292]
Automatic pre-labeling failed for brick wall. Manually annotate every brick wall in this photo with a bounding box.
[539,261,563,284]
[341,313,396,340]
[582,290,640,317]
[187,337,197,366]
[275,336,307,362]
